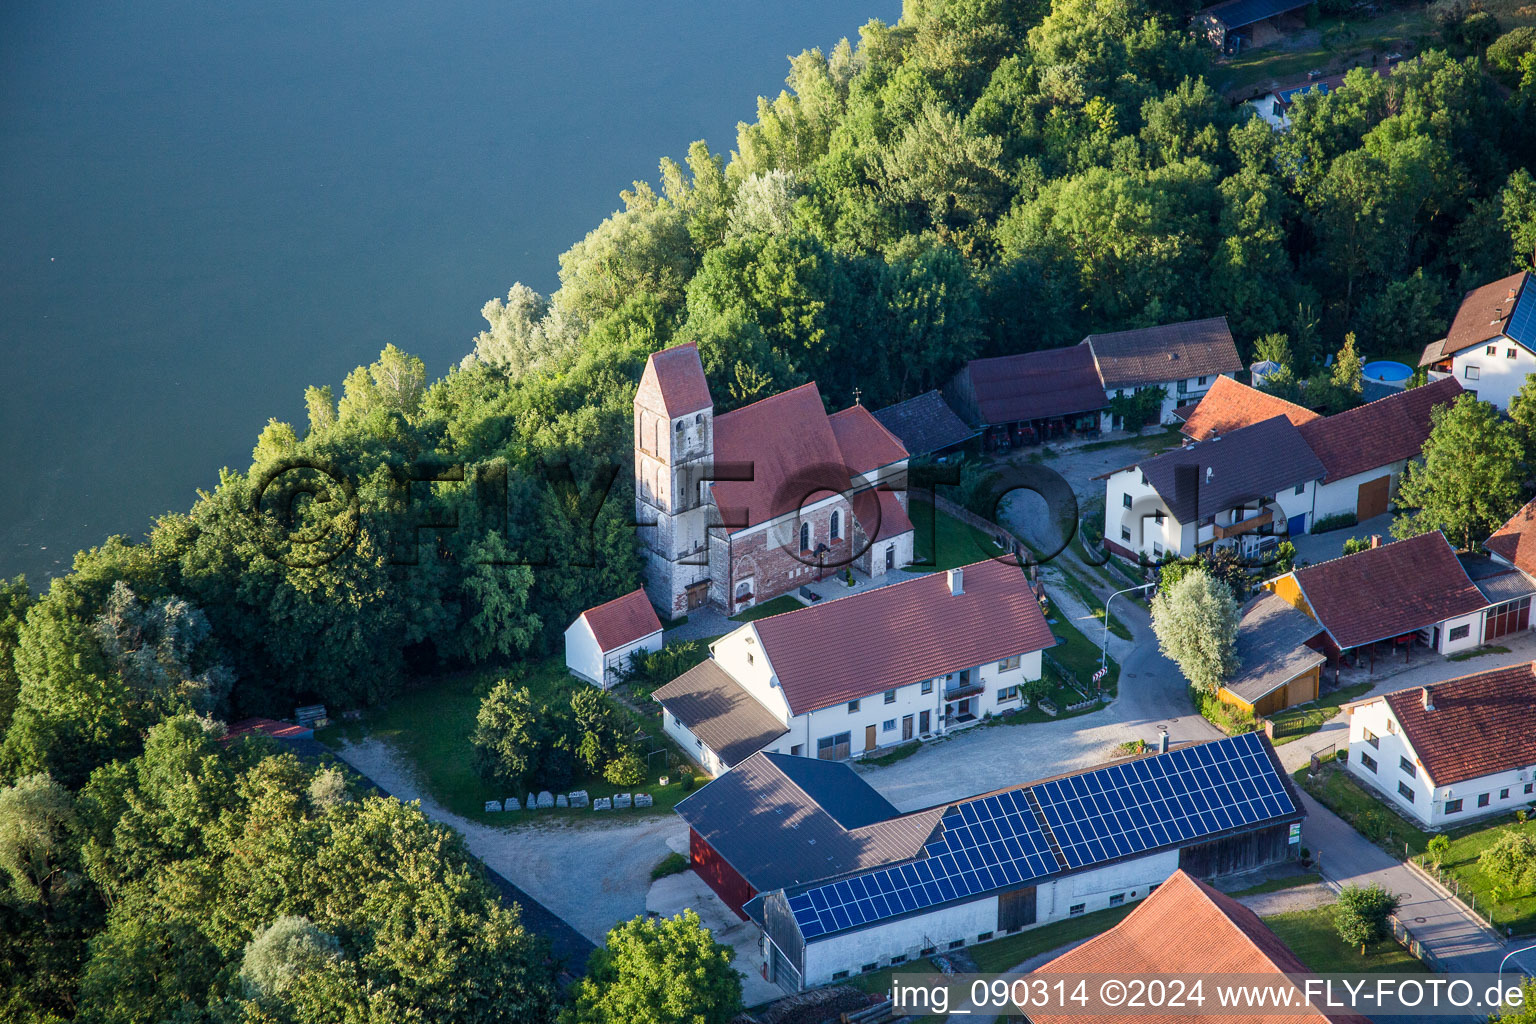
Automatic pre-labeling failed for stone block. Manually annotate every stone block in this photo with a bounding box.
[593,797,612,811]
[634,793,653,808]
[569,790,589,808]
[613,793,633,809]
[504,797,521,812]
[556,794,569,808]
[483,800,502,813]
[537,791,555,809]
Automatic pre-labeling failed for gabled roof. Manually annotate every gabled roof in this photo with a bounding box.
[1087,317,1243,390]
[674,751,937,891]
[638,342,711,416]
[953,344,1107,425]
[1460,553,1536,606]
[1222,593,1327,705]
[1029,870,1372,1024]
[870,390,977,456]
[1180,376,1320,442]
[1132,416,1324,524]
[711,383,849,532]
[827,404,908,475]
[652,661,788,769]
[1296,376,1462,483]
[576,588,662,651]
[1198,0,1314,30]
[1426,271,1532,364]
[1376,663,1536,787]
[750,558,1054,715]
[1286,532,1487,650]
[1485,496,1536,577]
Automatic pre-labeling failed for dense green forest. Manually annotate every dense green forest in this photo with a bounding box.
[6,0,1536,1017]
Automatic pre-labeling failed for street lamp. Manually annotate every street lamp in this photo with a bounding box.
[1102,582,1156,672]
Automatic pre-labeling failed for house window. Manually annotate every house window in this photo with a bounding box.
[1465,365,1480,380]
[948,940,965,950]
[1177,380,1189,394]
[695,737,703,749]
[1123,493,1133,509]
[1445,798,1464,814]
[1400,756,1415,777]
[847,699,860,713]
[1479,793,1491,808]
[1198,376,1209,386]
[920,947,936,957]
[830,511,841,542]
[1526,783,1534,795]
[1511,349,1520,360]
[1398,782,1415,802]
[1502,788,1511,799]
[1141,472,1148,486]
[1363,728,1379,748]
[998,655,1021,671]
[675,419,684,432]
[890,954,906,964]
[1110,893,1126,906]
[1121,526,1132,542]
[997,686,1019,702]
[1295,482,1305,495]
[1154,510,1165,523]
[1152,543,1163,558]
[800,522,812,552]
[790,744,802,756]
[1449,624,1470,641]
[921,680,933,694]
[977,932,993,942]
[1069,903,1086,917]
[884,689,896,704]
[1488,345,1498,356]
[883,719,896,732]
[861,963,877,974]
[695,412,703,424]
[1359,751,1378,773]
[817,732,851,760]
[832,971,849,981]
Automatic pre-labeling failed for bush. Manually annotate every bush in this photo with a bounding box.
[1108,386,1167,432]
[1334,883,1400,953]
[603,747,647,786]
[1311,511,1358,534]
[1489,27,1536,84]
[1460,11,1500,51]
[1426,833,1451,870]
[681,771,696,792]
[623,641,709,697]
[650,851,689,881]
[1480,829,1536,894]
[1193,687,1258,734]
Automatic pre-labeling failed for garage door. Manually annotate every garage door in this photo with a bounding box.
[1356,476,1390,520]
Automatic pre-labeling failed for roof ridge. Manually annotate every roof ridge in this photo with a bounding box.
[581,587,651,615]
[1084,314,1230,343]
[750,557,1021,627]
[716,380,823,423]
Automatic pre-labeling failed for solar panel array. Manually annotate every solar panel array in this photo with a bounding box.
[785,733,1295,940]
[1507,278,1536,350]
[1032,731,1295,870]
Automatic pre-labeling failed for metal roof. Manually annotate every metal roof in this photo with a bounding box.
[1200,0,1311,29]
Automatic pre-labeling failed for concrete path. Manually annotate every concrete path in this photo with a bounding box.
[1291,512,1395,566]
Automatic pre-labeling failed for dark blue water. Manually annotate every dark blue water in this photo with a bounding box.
[0,0,894,586]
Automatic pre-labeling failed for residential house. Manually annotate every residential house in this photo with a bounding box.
[1421,271,1536,409]
[1025,869,1372,1024]
[1100,415,1325,561]
[676,732,1302,991]
[563,588,664,689]
[1243,67,1390,131]
[1217,592,1328,717]
[1264,532,1490,665]
[1343,663,1536,829]
[1088,317,1244,429]
[635,343,914,617]
[1176,374,1319,442]
[869,389,978,459]
[652,559,1054,774]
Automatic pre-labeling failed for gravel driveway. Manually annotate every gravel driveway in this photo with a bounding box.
[334,737,686,944]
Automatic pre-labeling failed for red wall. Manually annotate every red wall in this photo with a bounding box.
[690,829,756,920]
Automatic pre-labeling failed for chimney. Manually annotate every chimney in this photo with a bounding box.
[947,567,964,596]
[1421,687,1434,711]
[1158,729,1170,754]
[1370,535,1382,549]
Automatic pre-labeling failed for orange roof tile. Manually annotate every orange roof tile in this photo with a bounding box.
[579,588,663,651]
[1180,376,1320,441]
[850,489,914,543]
[1485,496,1536,577]
[1378,662,1536,786]
[1028,869,1372,1024]
[712,383,850,532]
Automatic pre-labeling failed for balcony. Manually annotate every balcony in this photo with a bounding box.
[944,679,984,700]
[1213,507,1273,540]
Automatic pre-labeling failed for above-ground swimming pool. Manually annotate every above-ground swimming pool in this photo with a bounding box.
[1362,360,1413,388]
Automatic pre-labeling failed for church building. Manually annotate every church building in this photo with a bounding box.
[635,343,914,617]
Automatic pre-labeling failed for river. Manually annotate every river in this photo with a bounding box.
[0,0,895,586]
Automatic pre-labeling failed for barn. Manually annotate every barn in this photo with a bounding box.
[681,732,1304,992]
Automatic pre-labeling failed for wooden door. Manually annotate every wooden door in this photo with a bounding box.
[686,582,708,610]
[1356,476,1390,521]
[902,715,914,740]
[919,710,930,734]
[865,724,877,752]
[998,887,1037,931]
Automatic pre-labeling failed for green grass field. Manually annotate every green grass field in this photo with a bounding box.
[1227,871,1324,897]
[1295,763,1433,856]
[1262,906,1429,973]
[908,499,1007,572]
[1267,681,1374,746]
[1213,6,1435,98]
[1420,815,1536,933]
[317,657,692,826]
[729,594,801,622]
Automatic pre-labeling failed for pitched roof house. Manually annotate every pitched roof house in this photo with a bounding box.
[943,343,1108,435]
[1344,663,1536,828]
[1421,271,1536,409]
[563,588,664,689]
[699,732,1302,991]
[653,559,1054,775]
[1027,869,1372,1024]
[1485,496,1536,577]
[1178,375,1320,441]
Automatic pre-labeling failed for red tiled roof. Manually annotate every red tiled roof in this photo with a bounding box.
[712,383,850,532]
[1180,376,1319,441]
[224,718,312,743]
[1289,532,1487,650]
[1378,663,1536,786]
[751,558,1053,715]
[1029,870,1371,1024]
[579,588,663,651]
[828,404,909,474]
[1296,376,1463,482]
[1087,316,1243,390]
[851,489,915,543]
[1485,496,1536,577]
[1435,271,1528,360]
[958,343,1107,425]
[640,342,712,416]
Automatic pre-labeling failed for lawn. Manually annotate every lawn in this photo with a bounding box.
[1227,871,1324,897]
[1262,906,1429,974]
[1213,5,1436,97]
[1448,644,1511,662]
[908,498,1006,572]
[1045,607,1120,696]
[316,656,693,826]
[1295,763,1432,856]
[730,594,802,622]
[1266,681,1375,746]
[1417,815,1536,934]
[969,905,1138,972]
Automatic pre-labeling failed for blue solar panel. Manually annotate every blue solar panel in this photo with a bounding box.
[1509,278,1536,350]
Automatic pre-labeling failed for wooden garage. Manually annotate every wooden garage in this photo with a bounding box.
[1217,593,1328,717]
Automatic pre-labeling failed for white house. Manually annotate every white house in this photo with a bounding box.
[1087,317,1244,429]
[1422,271,1536,410]
[1343,663,1536,829]
[653,559,1054,772]
[675,732,1303,991]
[563,588,663,689]
[1101,414,1324,561]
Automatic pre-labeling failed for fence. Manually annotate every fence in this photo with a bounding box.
[1387,913,1450,972]
[1407,853,1501,934]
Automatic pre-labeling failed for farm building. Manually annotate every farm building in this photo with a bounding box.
[870,389,978,459]
[1193,0,1312,51]
[678,732,1303,992]
[1217,592,1328,717]
[563,588,663,689]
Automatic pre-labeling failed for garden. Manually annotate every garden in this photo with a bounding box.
[1416,814,1536,934]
